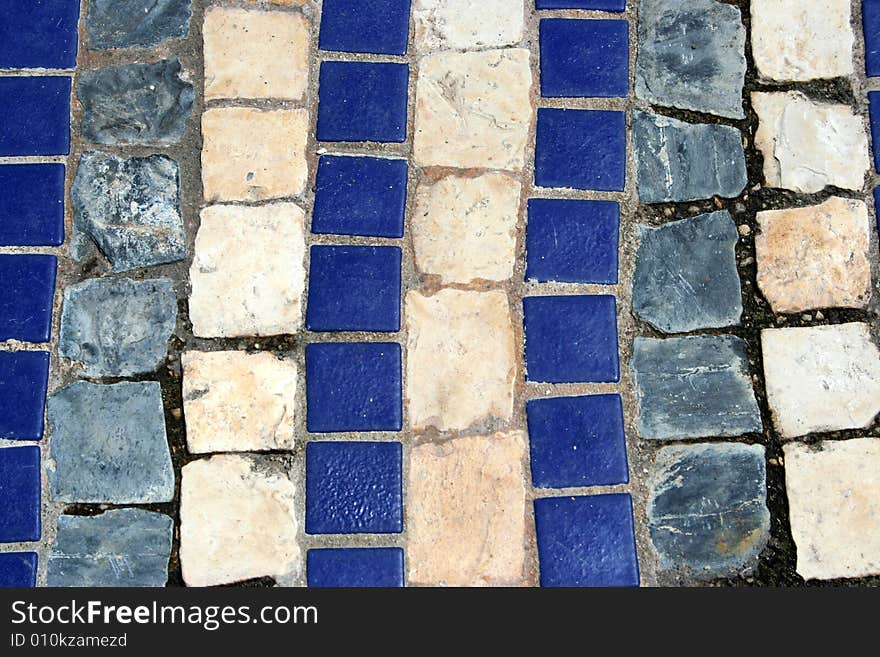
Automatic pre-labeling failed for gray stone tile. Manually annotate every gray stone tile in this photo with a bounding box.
[87,0,191,50]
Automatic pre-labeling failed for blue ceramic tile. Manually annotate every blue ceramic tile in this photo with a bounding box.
[524,295,619,383]
[526,198,619,284]
[0,351,50,442]
[537,0,626,9]
[527,394,628,489]
[317,62,409,143]
[0,552,37,587]
[875,187,880,238]
[312,156,407,238]
[870,92,880,172]
[0,255,57,343]
[0,1,79,69]
[0,77,71,156]
[540,19,629,98]
[306,343,403,432]
[306,442,403,534]
[535,108,626,191]
[534,493,639,587]
[319,0,411,55]
[866,1,880,77]
[0,446,41,543]
[307,246,401,332]
[308,548,404,587]
[0,164,65,246]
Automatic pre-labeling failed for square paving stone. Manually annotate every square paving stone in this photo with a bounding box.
[305,441,403,534]
[306,343,402,432]
[535,109,626,191]
[0,255,57,343]
[534,494,639,587]
[0,446,41,543]
[308,548,404,587]
[312,155,407,238]
[0,1,79,69]
[317,62,409,143]
[527,394,628,489]
[0,552,37,587]
[412,0,524,52]
[526,198,619,284]
[0,164,65,246]
[320,0,411,55]
[307,246,401,332]
[87,0,192,50]
[537,0,625,8]
[865,0,880,77]
[540,19,629,98]
[0,351,50,442]
[0,76,70,157]
[524,295,619,384]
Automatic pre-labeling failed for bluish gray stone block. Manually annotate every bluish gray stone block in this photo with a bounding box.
[88,0,191,50]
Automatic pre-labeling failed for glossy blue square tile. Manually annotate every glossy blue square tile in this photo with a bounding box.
[0,255,57,343]
[537,0,626,9]
[534,493,639,587]
[0,1,79,69]
[317,62,409,143]
[0,164,65,246]
[0,552,37,587]
[312,155,407,238]
[306,343,403,432]
[527,394,628,489]
[526,198,619,284]
[319,0,411,55]
[535,108,625,191]
[306,441,403,534]
[524,295,619,383]
[307,246,401,332]
[307,547,404,587]
[0,77,71,156]
[540,19,629,98]
[870,92,880,172]
[0,351,50,442]
[0,446,41,543]
[865,1,880,77]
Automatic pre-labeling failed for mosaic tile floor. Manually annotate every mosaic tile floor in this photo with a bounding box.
[1,0,880,589]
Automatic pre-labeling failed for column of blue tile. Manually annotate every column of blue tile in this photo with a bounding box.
[527,1,639,587]
[0,0,79,588]
[303,0,411,588]
[864,2,880,239]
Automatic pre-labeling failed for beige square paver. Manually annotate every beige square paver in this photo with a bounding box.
[202,107,308,202]
[407,431,529,586]
[189,203,306,338]
[412,0,524,52]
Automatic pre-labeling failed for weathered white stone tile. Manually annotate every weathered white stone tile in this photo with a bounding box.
[412,0,524,52]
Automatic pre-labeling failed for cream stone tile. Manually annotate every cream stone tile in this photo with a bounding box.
[412,0,524,51]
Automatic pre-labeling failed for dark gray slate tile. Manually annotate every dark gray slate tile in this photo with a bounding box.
[48,381,174,504]
[59,277,177,378]
[633,111,747,203]
[636,0,746,119]
[631,335,762,440]
[78,59,194,145]
[88,0,191,50]
[633,211,742,333]
[71,151,185,272]
[48,509,173,587]
[648,442,770,577]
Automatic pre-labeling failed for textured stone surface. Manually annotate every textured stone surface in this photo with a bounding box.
[406,289,516,432]
[202,107,308,201]
[412,0,524,51]
[412,172,520,284]
[182,350,297,453]
[47,509,173,587]
[204,7,309,101]
[753,92,869,193]
[751,0,854,82]
[649,443,770,577]
[633,111,747,203]
[414,49,532,171]
[762,324,880,438]
[48,381,174,504]
[784,438,880,580]
[180,455,299,586]
[756,198,871,313]
[633,211,742,333]
[632,335,762,440]
[71,152,185,272]
[636,0,746,119]
[59,277,177,378]
[189,203,306,338]
[88,0,191,49]
[78,59,194,145]
[408,432,528,586]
